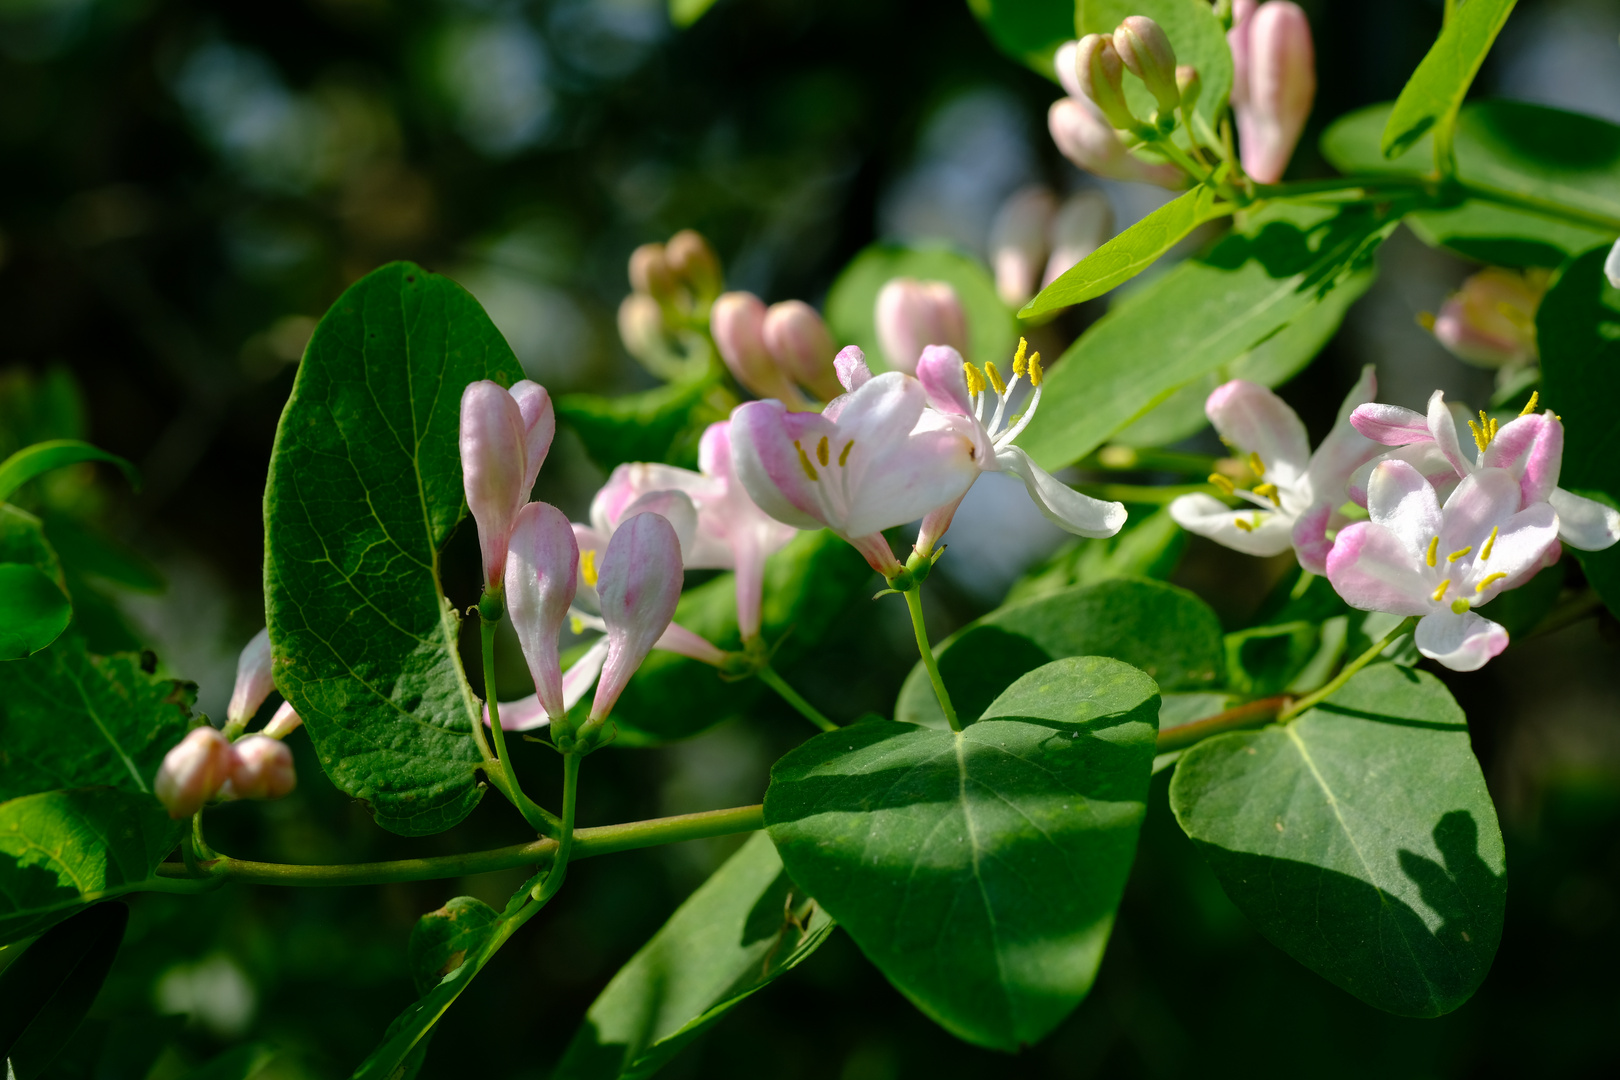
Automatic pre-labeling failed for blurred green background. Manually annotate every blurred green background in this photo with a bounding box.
[3,0,1619,1076]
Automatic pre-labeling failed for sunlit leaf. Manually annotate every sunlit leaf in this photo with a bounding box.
[1381,0,1517,158]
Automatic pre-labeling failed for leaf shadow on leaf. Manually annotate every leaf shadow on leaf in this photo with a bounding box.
[1471,102,1620,172]
[935,625,1055,725]
[1201,209,1381,294]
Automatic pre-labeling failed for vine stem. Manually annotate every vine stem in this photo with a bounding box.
[533,752,580,903]
[480,612,559,836]
[1277,615,1417,722]
[904,585,960,732]
[1155,695,1292,753]
[758,665,838,733]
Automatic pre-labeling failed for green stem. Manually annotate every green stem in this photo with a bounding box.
[1252,174,1433,199]
[758,665,838,733]
[1459,180,1620,233]
[1075,482,1215,504]
[904,585,959,732]
[479,613,559,836]
[154,804,765,887]
[533,752,581,903]
[1081,447,1220,474]
[190,812,214,861]
[1155,695,1291,753]
[1150,135,1215,188]
[1277,615,1417,721]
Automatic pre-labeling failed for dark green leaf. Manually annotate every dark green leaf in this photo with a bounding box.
[556,370,735,474]
[1170,664,1505,1016]
[1078,0,1233,132]
[825,244,1016,372]
[265,262,525,836]
[0,566,70,662]
[0,902,127,1079]
[39,514,164,594]
[407,897,499,995]
[965,0,1076,77]
[1019,201,1396,470]
[554,832,834,1079]
[1381,0,1517,158]
[766,657,1159,1050]
[1536,245,1620,615]
[177,1044,279,1080]
[0,441,138,505]
[1004,505,1186,604]
[0,789,182,946]
[896,578,1224,729]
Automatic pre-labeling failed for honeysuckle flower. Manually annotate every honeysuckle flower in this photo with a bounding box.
[663,229,723,311]
[1350,390,1620,551]
[484,639,608,732]
[989,186,1056,308]
[1326,461,1559,671]
[1049,40,1185,189]
[1168,368,1384,573]
[219,735,297,801]
[913,342,1126,552]
[263,700,302,739]
[1075,32,1141,132]
[155,726,233,819]
[1042,189,1114,289]
[589,511,686,725]
[226,628,273,727]
[1230,1,1315,185]
[712,291,807,405]
[1113,16,1180,116]
[1429,267,1547,369]
[874,278,968,375]
[763,300,842,401]
[460,378,555,590]
[505,501,580,723]
[731,350,979,576]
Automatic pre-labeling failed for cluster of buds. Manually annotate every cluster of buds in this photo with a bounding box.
[988,186,1115,308]
[618,230,724,381]
[711,292,842,405]
[1424,267,1549,372]
[875,278,969,375]
[1228,1,1316,184]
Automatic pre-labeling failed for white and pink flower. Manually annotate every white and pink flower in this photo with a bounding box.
[459,379,555,589]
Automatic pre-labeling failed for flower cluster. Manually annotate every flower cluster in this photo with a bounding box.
[618,230,724,381]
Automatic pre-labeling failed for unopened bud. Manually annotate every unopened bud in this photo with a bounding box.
[226,628,273,726]
[618,293,671,367]
[711,292,802,402]
[221,735,297,801]
[1432,268,1547,369]
[875,279,969,375]
[1235,2,1315,184]
[628,243,678,302]
[460,380,529,590]
[989,186,1057,308]
[1114,16,1181,117]
[1047,98,1185,189]
[762,300,841,401]
[1043,190,1115,289]
[1229,0,1258,108]
[155,726,232,819]
[1176,65,1202,112]
[665,230,722,307]
[263,700,303,739]
[1077,34,1141,132]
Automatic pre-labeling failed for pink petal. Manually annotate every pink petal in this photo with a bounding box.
[1426,390,1473,477]
[1290,500,1335,575]
[1549,487,1620,551]
[728,399,833,531]
[834,346,873,393]
[1348,444,1458,508]
[1304,365,1383,504]
[506,502,580,720]
[509,380,555,495]
[619,490,699,563]
[1481,413,1562,505]
[592,512,685,723]
[460,380,529,588]
[1436,468,1522,558]
[655,621,727,666]
[1169,493,1295,558]
[1414,610,1507,672]
[263,700,302,739]
[1364,458,1442,555]
[915,345,974,416]
[1349,402,1431,446]
[1324,522,1432,616]
[226,628,274,726]
[1205,380,1311,482]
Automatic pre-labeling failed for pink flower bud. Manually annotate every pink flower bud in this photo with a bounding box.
[509,380,555,497]
[989,186,1057,308]
[590,512,685,724]
[1077,34,1141,132]
[154,726,232,819]
[263,700,302,738]
[711,291,804,403]
[505,501,580,721]
[461,380,529,590]
[1043,190,1115,289]
[225,628,273,726]
[618,293,671,370]
[1229,0,1258,108]
[763,300,841,401]
[665,230,723,307]
[1432,268,1546,369]
[874,278,969,375]
[221,735,296,801]
[1235,2,1315,184]
[628,243,678,302]
[1047,97,1186,188]
[1177,65,1202,112]
[1053,40,1084,101]
[1113,16,1181,116]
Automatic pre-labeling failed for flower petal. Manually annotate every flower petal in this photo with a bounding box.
[1364,458,1442,556]
[460,380,528,587]
[227,628,274,726]
[1481,412,1562,505]
[915,345,974,416]
[1414,610,1508,672]
[620,490,699,562]
[1350,402,1431,445]
[1427,389,1473,476]
[563,638,609,713]
[998,446,1126,538]
[592,512,685,722]
[728,399,833,531]
[506,502,580,720]
[1205,380,1311,483]
[1549,487,1620,551]
[655,621,727,666]
[1324,522,1433,615]
[1169,493,1295,557]
[509,380,555,495]
[834,345,872,393]
[1347,443,1458,508]
[1290,500,1335,575]
[486,693,549,732]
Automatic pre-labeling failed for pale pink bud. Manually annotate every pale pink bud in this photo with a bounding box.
[1047,97,1185,188]
[508,380,555,496]
[1053,40,1084,101]
[628,243,678,301]
[225,628,273,726]
[505,501,579,721]
[618,293,671,370]
[221,735,296,801]
[711,291,804,403]
[1113,16,1181,116]
[1229,0,1258,108]
[460,380,528,590]
[1237,2,1315,185]
[590,512,684,724]
[763,300,841,401]
[665,230,722,306]
[154,726,232,819]
[874,278,969,375]
[263,700,302,738]
[1043,190,1115,288]
[1432,268,1545,369]
[989,186,1057,308]
[1077,34,1141,132]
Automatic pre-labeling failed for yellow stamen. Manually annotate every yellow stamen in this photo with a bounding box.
[816,435,830,467]
[794,440,819,481]
[1467,410,1500,453]
[1426,536,1439,567]
[1519,390,1540,417]
[570,615,585,635]
[581,549,598,588]
[1027,351,1043,387]
[983,361,1007,395]
[1432,579,1451,602]
[1247,452,1265,478]
[1476,571,1509,593]
[1480,525,1498,561]
[1253,482,1281,507]
[1451,598,1472,614]
[1011,337,1028,377]
[1447,546,1473,562]
[839,439,854,466]
[1234,517,1254,533]
[1208,473,1236,495]
[963,362,985,396]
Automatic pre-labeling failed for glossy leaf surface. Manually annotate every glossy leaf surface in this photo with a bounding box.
[1381,0,1517,157]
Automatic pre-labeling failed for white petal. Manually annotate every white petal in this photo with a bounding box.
[1414,610,1507,672]
[562,638,609,712]
[1204,380,1311,484]
[1550,487,1620,551]
[1365,459,1442,555]
[1169,493,1294,556]
[997,446,1126,538]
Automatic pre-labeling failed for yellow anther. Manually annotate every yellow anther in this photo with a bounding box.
[1253,482,1281,507]
[580,549,598,588]
[1480,525,1498,561]
[1519,391,1540,417]
[1451,598,1472,614]
[1027,351,1043,387]
[570,615,585,635]
[1234,517,1254,533]
[1011,337,1028,377]
[983,361,1007,395]
[1432,579,1451,602]
[1426,536,1439,567]
[1468,410,1500,452]
[794,440,819,481]
[1447,546,1473,563]
[1476,571,1509,593]
[839,439,854,466]
[1208,473,1236,495]
[1247,452,1265,478]
[963,362,985,395]
[816,435,830,467]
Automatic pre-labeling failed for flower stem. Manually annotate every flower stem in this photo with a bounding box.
[904,585,960,732]
[1278,615,1417,721]
[758,665,838,733]
[480,613,559,836]
[1155,695,1291,753]
[533,752,580,903]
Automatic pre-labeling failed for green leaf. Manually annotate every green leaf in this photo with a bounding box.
[1381,0,1517,158]
[1004,505,1186,604]
[0,902,127,1080]
[0,789,182,946]
[38,514,164,594]
[0,441,138,505]
[0,566,70,662]
[825,244,1017,372]
[965,0,1077,77]
[176,1044,279,1080]
[897,578,1224,730]
[554,832,835,1079]
[765,657,1159,1050]
[407,897,500,995]
[1169,664,1506,1016]
[1018,201,1396,470]
[265,262,525,837]
[1536,245,1620,615]
[1022,187,1227,317]
[668,0,719,28]
[1078,0,1233,133]
[556,370,735,474]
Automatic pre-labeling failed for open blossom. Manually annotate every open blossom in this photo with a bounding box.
[912,341,1126,552]
[1349,390,1620,552]
[1230,1,1315,184]
[460,379,556,589]
[1169,369,1385,573]
[1327,461,1560,671]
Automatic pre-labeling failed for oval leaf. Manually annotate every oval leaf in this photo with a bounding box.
[967,0,1077,77]
[0,441,138,505]
[0,902,128,1078]
[0,564,71,662]
[1381,0,1517,158]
